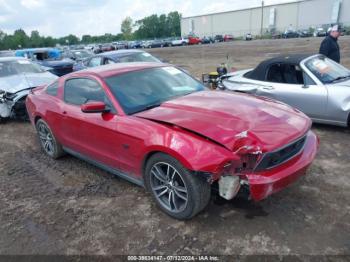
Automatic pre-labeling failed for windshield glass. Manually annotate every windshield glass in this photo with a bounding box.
[118,52,161,63]
[72,50,92,59]
[0,60,44,77]
[105,66,205,114]
[305,56,350,84]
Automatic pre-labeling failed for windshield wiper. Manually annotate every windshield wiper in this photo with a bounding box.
[131,102,162,114]
[329,75,350,83]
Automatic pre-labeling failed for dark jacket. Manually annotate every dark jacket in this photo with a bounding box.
[319,35,340,63]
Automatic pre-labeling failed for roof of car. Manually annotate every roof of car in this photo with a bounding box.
[71,62,168,78]
[0,56,26,62]
[245,54,317,81]
[97,49,146,59]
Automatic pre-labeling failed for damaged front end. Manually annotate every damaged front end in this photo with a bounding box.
[211,130,318,202]
[0,89,28,120]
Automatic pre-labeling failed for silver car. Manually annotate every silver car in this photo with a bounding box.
[0,57,58,122]
[220,54,350,127]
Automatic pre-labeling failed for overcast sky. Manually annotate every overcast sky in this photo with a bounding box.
[0,0,296,37]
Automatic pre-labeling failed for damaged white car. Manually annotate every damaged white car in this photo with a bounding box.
[0,57,57,122]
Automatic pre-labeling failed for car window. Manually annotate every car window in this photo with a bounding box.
[266,64,304,85]
[303,72,316,85]
[64,78,108,106]
[88,57,102,67]
[104,59,115,65]
[46,81,59,96]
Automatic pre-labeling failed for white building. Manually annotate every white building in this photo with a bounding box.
[181,0,350,37]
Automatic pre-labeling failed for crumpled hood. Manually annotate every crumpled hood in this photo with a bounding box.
[0,72,57,93]
[135,91,311,152]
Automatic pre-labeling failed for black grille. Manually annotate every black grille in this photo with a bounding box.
[254,135,307,171]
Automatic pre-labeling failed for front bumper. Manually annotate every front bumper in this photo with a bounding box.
[246,130,319,201]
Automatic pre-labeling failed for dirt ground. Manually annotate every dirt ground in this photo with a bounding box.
[0,37,350,258]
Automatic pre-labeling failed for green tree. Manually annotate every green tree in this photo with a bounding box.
[121,17,133,40]
[30,30,42,47]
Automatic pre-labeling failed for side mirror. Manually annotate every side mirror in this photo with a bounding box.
[302,84,309,89]
[81,101,110,113]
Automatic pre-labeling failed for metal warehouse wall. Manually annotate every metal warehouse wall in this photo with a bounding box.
[181,0,350,37]
[298,0,350,28]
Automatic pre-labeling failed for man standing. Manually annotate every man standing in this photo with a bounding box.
[319,24,342,63]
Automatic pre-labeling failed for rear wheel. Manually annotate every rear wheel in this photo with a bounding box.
[36,119,64,159]
[145,153,211,220]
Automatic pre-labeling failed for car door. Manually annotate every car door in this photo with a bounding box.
[60,77,122,169]
[256,63,327,119]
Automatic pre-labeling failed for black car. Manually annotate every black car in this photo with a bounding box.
[162,38,173,47]
[214,35,224,42]
[145,40,164,48]
[128,41,142,49]
[201,36,214,44]
[73,49,162,71]
[282,30,299,38]
[15,48,74,76]
[298,30,313,38]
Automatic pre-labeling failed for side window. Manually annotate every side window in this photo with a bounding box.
[64,78,107,106]
[105,58,116,65]
[46,81,59,96]
[266,64,284,83]
[266,64,304,85]
[303,72,316,85]
[88,57,102,67]
[119,56,135,63]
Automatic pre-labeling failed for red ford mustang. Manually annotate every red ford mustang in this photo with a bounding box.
[26,62,319,219]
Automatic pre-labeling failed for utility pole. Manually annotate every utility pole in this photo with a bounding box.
[260,1,264,39]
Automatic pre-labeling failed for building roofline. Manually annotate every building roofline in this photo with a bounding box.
[182,0,306,20]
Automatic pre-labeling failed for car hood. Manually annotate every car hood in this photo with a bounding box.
[331,78,350,87]
[135,91,311,152]
[0,72,58,93]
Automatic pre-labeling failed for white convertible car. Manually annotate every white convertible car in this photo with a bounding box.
[220,54,350,127]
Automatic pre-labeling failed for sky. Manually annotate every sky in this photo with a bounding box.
[0,0,297,37]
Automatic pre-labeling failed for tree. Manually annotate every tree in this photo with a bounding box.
[167,11,181,37]
[121,17,133,40]
[30,30,41,47]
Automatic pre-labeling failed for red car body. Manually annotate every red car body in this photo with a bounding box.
[26,63,318,203]
[224,34,234,42]
[188,36,202,45]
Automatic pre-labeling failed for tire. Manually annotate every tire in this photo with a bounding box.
[35,119,64,159]
[144,153,211,220]
[0,116,7,124]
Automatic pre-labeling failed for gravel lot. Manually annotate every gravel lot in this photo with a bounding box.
[0,37,349,258]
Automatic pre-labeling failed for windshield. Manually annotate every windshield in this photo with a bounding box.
[105,66,205,114]
[72,50,92,59]
[305,56,350,84]
[0,60,44,77]
[118,52,161,63]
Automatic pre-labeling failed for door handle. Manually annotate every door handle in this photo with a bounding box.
[262,86,275,90]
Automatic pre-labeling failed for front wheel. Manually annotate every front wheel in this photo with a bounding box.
[36,119,65,159]
[145,153,211,219]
